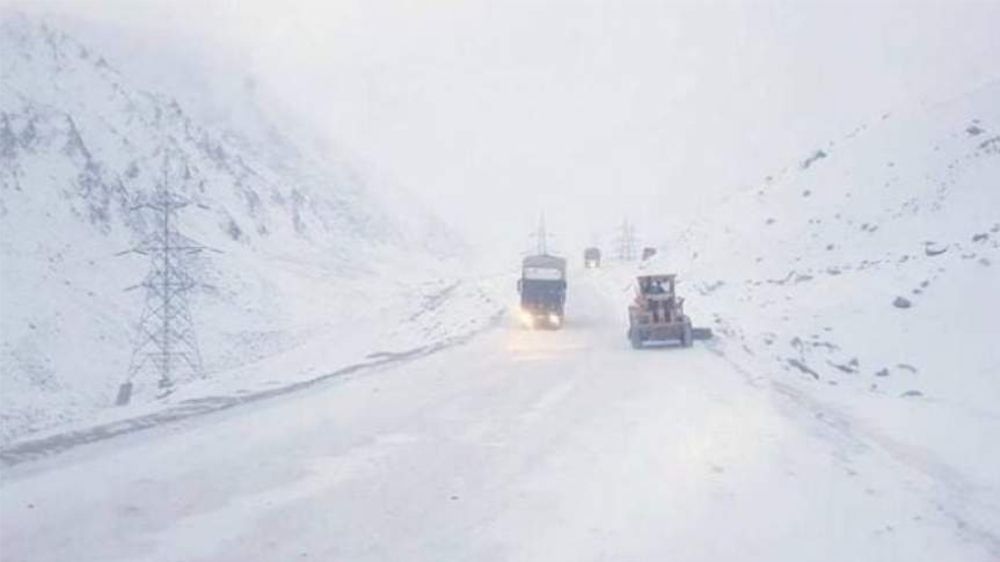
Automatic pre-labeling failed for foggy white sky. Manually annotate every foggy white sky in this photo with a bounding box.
[9,0,1000,254]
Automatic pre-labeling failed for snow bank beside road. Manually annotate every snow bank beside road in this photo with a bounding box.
[655,83,1000,548]
[1,273,508,465]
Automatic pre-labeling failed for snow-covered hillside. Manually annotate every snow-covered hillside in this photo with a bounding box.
[669,83,999,396]
[655,83,1000,536]
[0,15,497,444]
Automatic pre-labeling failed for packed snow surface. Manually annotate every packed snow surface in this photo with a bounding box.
[2,270,998,561]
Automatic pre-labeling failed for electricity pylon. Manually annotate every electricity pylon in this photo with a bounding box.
[117,168,209,405]
[616,218,637,261]
[529,214,551,255]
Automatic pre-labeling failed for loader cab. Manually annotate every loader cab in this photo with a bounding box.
[638,274,676,298]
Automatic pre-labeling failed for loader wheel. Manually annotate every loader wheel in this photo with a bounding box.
[629,328,643,349]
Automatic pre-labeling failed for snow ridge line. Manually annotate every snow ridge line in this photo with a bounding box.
[0,308,506,468]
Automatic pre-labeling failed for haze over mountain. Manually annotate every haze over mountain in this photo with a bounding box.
[14,0,998,252]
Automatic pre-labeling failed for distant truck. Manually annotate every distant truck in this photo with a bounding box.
[517,254,567,329]
[584,247,601,268]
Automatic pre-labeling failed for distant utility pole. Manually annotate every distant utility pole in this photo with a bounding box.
[616,218,636,261]
[529,214,550,255]
[117,162,209,405]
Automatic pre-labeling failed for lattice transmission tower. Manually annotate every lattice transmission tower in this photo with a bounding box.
[529,214,552,255]
[117,165,209,405]
[616,218,637,261]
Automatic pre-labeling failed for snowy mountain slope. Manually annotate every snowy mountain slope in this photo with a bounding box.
[653,82,1000,540]
[0,14,482,444]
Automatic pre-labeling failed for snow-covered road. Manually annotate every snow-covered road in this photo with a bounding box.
[1,270,995,562]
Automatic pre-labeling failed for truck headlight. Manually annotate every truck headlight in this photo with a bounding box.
[520,310,535,328]
[548,313,561,326]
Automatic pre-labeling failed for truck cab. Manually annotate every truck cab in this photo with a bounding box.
[517,254,567,329]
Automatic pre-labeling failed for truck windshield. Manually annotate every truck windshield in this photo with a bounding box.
[523,267,563,281]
